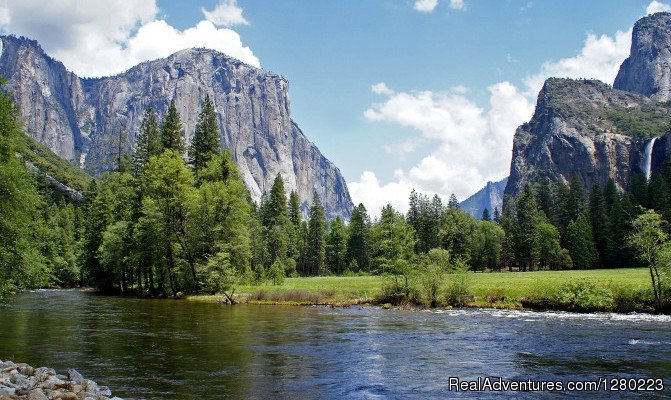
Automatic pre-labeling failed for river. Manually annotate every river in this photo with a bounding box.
[0,290,669,399]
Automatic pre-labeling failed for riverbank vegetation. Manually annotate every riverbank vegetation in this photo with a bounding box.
[187,268,655,312]
[0,83,669,312]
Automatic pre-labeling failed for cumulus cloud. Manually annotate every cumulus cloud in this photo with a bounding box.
[0,0,259,77]
[523,29,631,97]
[348,171,416,218]
[355,82,533,217]
[414,0,439,12]
[646,0,671,14]
[354,23,634,217]
[202,0,249,27]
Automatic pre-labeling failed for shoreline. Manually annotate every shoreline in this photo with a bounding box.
[0,360,122,400]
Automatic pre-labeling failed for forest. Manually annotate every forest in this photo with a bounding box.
[1,84,669,311]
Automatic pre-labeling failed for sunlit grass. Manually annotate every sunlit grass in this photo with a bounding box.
[188,268,651,308]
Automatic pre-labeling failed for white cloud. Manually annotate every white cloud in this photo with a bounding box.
[449,0,467,11]
[0,0,259,77]
[646,0,671,14]
[371,82,394,95]
[202,0,249,27]
[354,82,533,217]
[523,29,631,97]
[348,171,416,218]
[414,0,439,13]
[354,25,633,217]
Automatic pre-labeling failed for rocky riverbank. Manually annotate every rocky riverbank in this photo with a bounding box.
[0,360,122,400]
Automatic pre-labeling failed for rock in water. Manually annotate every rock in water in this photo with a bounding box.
[614,12,671,101]
[0,36,353,220]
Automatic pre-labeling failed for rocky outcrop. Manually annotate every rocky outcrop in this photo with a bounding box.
[0,35,353,220]
[460,177,507,219]
[614,12,671,101]
[0,360,122,400]
[505,78,670,198]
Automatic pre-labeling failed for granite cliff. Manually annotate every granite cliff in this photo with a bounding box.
[506,12,671,199]
[460,177,507,219]
[0,35,353,219]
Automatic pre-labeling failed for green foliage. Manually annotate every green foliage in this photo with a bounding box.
[628,210,670,312]
[467,220,504,271]
[523,279,615,312]
[133,105,161,176]
[346,203,370,272]
[269,259,285,285]
[418,248,451,307]
[603,106,671,139]
[161,99,185,154]
[445,259,472,307]
[566,213,598,269]
[189,95,220,173]
[325,217,347,274]
[307,193,327,275]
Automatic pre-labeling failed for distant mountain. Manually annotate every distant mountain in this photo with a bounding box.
[460,177,507,219]
[0,35,353,220]
[505,13,671,201]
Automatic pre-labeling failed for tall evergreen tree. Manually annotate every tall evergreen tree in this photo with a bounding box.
[325,217,347,274]
[133,105,161,176]
[307,193,326,275]
[346,203,371,272]
[588,182,608,266]
[161,99,185,154]
[189,95,220,173]
[566,213,598,269]
[288,190,301,226]
[481,208,491,221]
[514,184,540,271]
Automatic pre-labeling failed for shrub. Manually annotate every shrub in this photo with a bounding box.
[269,260,285,286]
[522,279,614,312]
[445,270,473,307]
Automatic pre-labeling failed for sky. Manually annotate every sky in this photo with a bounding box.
[0,0,668,216]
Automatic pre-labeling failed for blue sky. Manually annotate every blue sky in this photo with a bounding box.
[0,0,666,215]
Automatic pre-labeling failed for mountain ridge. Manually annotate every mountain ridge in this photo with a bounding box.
[0,35,353,220]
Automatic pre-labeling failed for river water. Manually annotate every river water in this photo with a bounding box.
[0,290,669,399]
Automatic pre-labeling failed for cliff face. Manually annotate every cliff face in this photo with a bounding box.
[614,12,671,101]
[0,36,353,220]
[505,78,670,199]
[460,177,507,219]
[506,13,671,200]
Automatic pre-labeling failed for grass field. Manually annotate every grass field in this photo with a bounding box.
[188,268,653,311]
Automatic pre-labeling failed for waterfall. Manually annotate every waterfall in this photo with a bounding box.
[643,137,658,181]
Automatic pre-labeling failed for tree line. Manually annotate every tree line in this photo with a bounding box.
[1,82,669,305]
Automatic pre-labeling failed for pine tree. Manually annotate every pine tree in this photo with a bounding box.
[481,208,491,221]
[346,203,371,272]
[566,213,598,269]
[288,190,301,226]
[448,194,460,209]
[133,105,161,176]
[189,95,220,173]
[515,184,540,270]
[307,192,326,275]
[161,99,185,154]
[588,182,608,267]
[325,217,347,274]
[493,207,500,223]
[631,171,648,208]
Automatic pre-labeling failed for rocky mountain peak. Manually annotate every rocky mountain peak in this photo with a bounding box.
[614,12,671,101]
[0,34,353,220]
